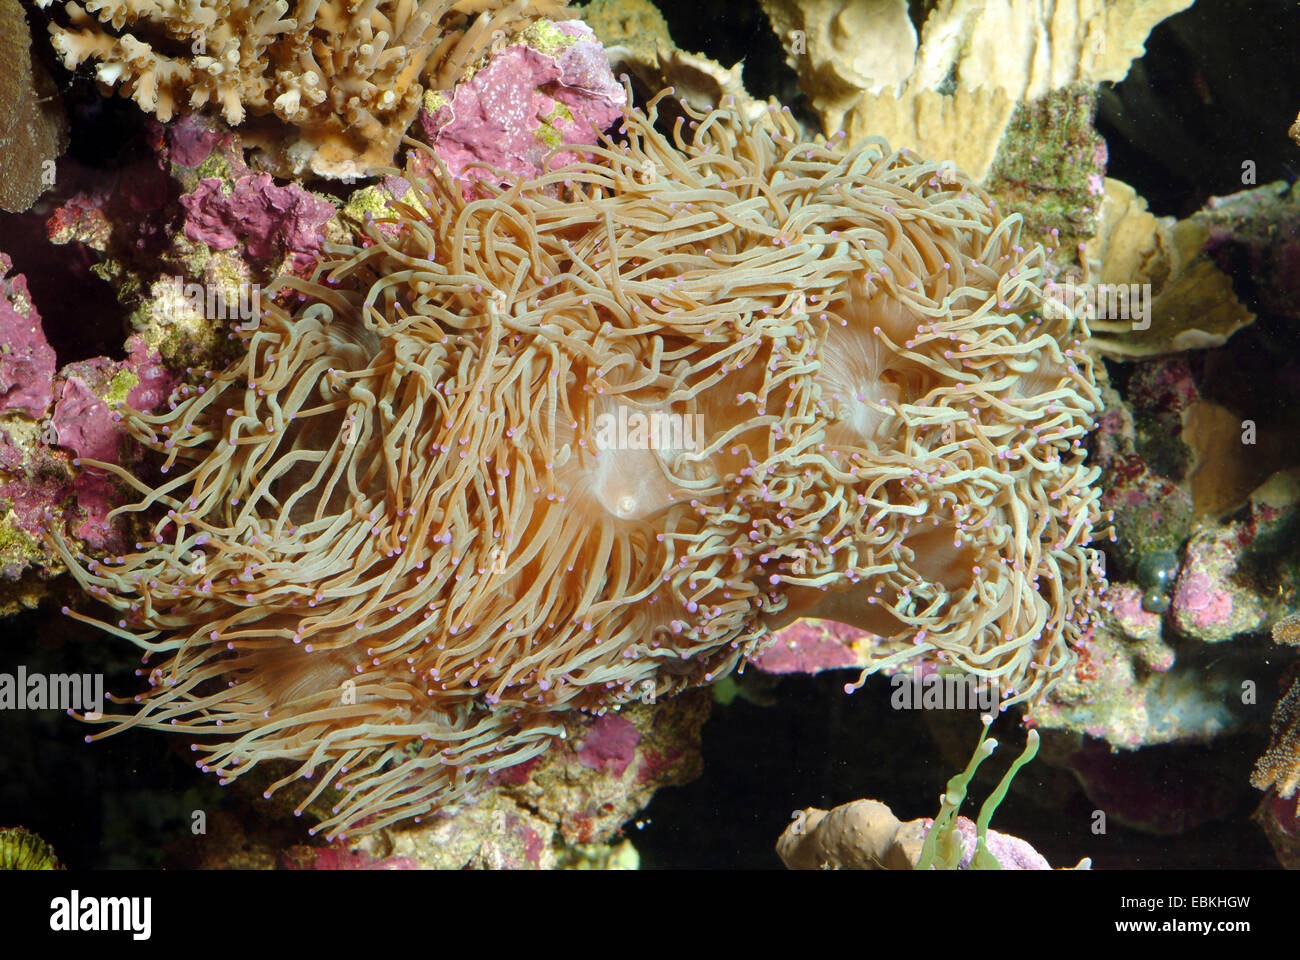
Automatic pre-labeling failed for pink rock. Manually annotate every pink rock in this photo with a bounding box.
[420,21,625,190]
[915,815,1052,870]
[48,344,177,549]
[167,115,228,168]
[1173,565,1231,628]
[0,259,181,562]
[975,824,1052,870]
[123,335,177,411]
[180,172,336,269]
[0,474,66,555]
[0,253,57,418]
[52,373,120,464]
[51,343,176,467]
[1169,530,1265,642]
[0,433,24,472]
[1107,583,1162,641]
[752,619,868,674]
[576,714,640,776]
[69,472,119,549]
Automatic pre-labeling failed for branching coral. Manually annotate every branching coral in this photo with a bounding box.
[1251,676,1300,804]
[33,0,569,177]
[1251,614,1300,806]
[49,89,1107,837]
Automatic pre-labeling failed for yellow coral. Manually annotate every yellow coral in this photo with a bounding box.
[760,0,1196,181]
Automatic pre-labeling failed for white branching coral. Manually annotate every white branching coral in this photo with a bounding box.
[34,0,568,177]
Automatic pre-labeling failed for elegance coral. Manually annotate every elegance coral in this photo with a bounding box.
[34,0,570,177]
[50,90,1107,837]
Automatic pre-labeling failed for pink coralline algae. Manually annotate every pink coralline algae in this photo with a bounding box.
[915,816,1051,870]
[0,470,63,560]
[52,337,176,467]
[49,338,176,549]
[751,618,868,674]
[52,371,121,464]
[0,253,56,418]
[0,262,176,557]
[1106,583,1164,642]
[180,172,336,270]
[1171,556,1232,631]
[576,714,641,777]
[419,21,625,189]
[1093,357,1196,569]
[495,693,708,848]
[1170,530,1267,642]
[167,114,336,275]
[166,115,229,169]
[121,336,175,410]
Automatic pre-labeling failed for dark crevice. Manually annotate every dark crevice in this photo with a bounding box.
[1097,0,1300,217]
